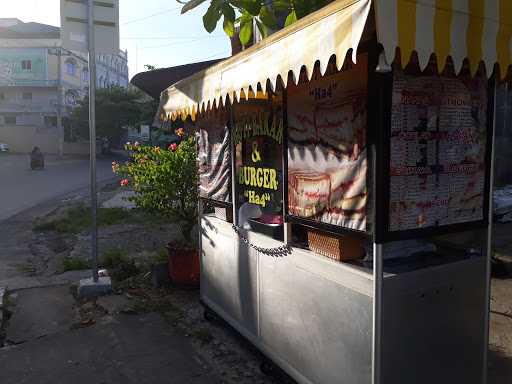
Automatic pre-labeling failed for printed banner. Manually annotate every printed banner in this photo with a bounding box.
[197,109,231,203]
[233,99,284,218]
[287,55,368,231]
[389,70,488,231]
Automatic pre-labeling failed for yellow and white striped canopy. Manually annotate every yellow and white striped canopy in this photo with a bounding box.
[159,0,371,122]
[375,0,512,75]
[158,0,512,122]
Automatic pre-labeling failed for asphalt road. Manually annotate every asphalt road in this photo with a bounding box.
[0,153,116,221]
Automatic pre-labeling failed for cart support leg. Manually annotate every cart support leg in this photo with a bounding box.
[482,79,498,384]
[372,243,383,384]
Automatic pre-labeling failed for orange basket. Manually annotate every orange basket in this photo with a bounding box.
[307,229,365,262]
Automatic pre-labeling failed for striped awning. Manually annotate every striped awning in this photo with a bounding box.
[375,0,512,75]
[158,0,372,121]
[158,0,512,122]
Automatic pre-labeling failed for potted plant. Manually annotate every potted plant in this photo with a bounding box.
[114,128,200,286]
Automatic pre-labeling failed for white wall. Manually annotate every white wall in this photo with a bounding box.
[0,125,58,153]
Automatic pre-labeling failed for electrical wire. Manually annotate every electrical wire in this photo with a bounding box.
[122,6,182,26]
[197,49,231,61]
[139,36,226,50]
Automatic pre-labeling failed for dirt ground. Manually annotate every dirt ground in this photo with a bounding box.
[0,184,285,384]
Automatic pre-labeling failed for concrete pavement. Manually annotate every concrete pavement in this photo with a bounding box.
[0,154,115,221]
[0,310,220,384]
[0,286,220,384]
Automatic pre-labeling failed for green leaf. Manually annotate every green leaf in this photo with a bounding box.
[272,0,291,12]
[203,4,221,33]
[221,3,236,22]
[237,0,261,16]
[255,19,268,39]
[259,6,277,30]
[181,0,208,14]
[284,9,297,27]
[223,17,235,37]
[239,15,253,46]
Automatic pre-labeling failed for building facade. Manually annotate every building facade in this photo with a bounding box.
[0,18,128,153]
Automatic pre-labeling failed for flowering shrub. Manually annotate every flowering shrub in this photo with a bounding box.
[113,129,198,243]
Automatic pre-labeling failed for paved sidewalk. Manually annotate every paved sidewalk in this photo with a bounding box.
[0,311,220,384]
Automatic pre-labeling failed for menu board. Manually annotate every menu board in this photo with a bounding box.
[287,55,368,231]
[389,69,488,231]
[197,108,231,203]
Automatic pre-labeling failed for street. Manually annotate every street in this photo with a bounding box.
[0,154,115,221]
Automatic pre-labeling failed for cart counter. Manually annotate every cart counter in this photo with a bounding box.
[200,215,486,384]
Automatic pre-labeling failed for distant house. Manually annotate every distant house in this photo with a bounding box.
[0,18,129,153]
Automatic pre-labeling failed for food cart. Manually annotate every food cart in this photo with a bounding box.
[155,1,512,383]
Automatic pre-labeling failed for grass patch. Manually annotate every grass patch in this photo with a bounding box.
[33,205,136,234]
[16,263,37,276]
[61,257,90,272]
[101,248,129,269]
[101,248,140,281]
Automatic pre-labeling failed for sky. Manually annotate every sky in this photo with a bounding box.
[0,0,231,79]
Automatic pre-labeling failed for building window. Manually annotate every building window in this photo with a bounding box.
[82,68,89,83]
[21,60,32,71]
[5,115,16,125]
[22,92,32,100]
[66,59,77,76]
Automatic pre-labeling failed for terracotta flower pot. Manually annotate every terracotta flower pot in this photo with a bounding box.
[166,243,200,287]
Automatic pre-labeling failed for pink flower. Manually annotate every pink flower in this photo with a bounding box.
[169,143,177,152]
[134,141,140,147]
[120,179,129,187]
[175,128,185,138]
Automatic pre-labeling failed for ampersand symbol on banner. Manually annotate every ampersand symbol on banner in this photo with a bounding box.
[251,142,262,163]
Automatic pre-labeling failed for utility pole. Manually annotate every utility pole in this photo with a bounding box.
[88,0,99,283]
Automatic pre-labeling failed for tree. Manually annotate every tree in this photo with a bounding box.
[69,86,159,146]
[144,64,157,71]
[178,0,331,46]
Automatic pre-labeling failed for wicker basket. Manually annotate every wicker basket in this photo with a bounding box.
[307,229,364,262]
[214,206,233,223]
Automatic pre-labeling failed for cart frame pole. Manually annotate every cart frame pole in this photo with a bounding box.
[483,78,498,384]
[372,243,383,384]
[229,101,238,227]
